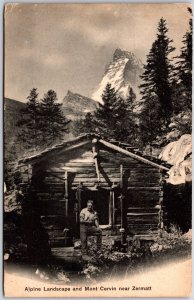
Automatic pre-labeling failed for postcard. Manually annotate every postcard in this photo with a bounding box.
[4,3,192,297]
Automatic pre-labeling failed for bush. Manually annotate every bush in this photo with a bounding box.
[150,226,191,257]
[81,228,191,282]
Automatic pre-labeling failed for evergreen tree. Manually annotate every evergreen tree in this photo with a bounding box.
[93,83,136,144]
[139,93,162,150]
[117,98,136,144]
[17,88,40,152]
[72,113,95,136]
[139,18,175,148]
[40,90,70,147]
[126,87,136,114]
[179,8,192,98]
[93,83,118,139]
[173,8,192,112]
[125,88,139,145]
[169,8,192,139]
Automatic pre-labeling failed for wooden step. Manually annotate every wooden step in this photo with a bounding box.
[51,247,82,262]
[48,229,66,238]
[126,234,158,241]
[50,237,73,247]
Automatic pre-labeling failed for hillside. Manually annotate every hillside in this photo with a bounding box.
[4,98,25,162]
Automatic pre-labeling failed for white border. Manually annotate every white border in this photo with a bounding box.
[1,1,193,300]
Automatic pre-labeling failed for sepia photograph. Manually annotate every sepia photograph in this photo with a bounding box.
[3,2,192,297]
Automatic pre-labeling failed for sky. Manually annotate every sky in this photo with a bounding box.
[4,3,191,103]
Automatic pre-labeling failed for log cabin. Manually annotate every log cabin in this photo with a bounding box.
[17,134,170,248]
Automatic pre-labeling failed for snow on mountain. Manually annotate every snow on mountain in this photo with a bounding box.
[92,48,143,103]
[159,134,192,185]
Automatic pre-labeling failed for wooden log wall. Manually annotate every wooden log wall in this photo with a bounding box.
[19,144,165,245]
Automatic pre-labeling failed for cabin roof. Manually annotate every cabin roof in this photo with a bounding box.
[18,133,170,171]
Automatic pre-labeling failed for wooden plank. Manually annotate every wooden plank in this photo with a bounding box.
[46,169,65,173]
[130,169,160,173]
[37,196,64,201]
[62,162,95,167]
[127,207,160,210]
[71,182,110,187]
[128,198,157,203]
[127,222,159,226]
[129,177,160,182]
[127,199,159,204]
[43,224,65,230]
[127,215,159,220]
[127,212,159,216]
[128,231,158,235]
[126,193,159,199]
[127,187,161,190]
[73,172,134,178]
[48,231,65,238]
[73,177,107,182]
[127,225,158,230]
[100,163,161,170]
[42,182,64,186]
[127,220,159,225]
[49,238,72,248]
[51,247,81,258]
[61,161,160,169]
[126,235,158,241]
[44,175,64,180]
[71,176,160,184]
[127,216,159,221]
[128,182,162,187]
[41,214,67,218]
[126,191,159,196]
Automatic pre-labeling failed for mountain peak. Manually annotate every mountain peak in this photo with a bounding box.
[92,49,143,103]
[113,48,135,61]
[62,90,97,120]
[66,90,74,96]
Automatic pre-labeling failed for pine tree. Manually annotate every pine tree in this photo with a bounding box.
[17,88,41,152]
[93,83,136,144]
[125,88,139,145]
[93,83,118,139]
[139,93,162,150]
[154,18,175,119]
[174,8,192,111]
[169,8,192,139]
[126,88,136,114]
[72,112,95,136]
[139,18,175,148]
[40,90,70,147]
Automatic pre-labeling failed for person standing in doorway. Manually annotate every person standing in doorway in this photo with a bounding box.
[80,200,102,255]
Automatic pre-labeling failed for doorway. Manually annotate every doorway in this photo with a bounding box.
[80,190,110,226]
